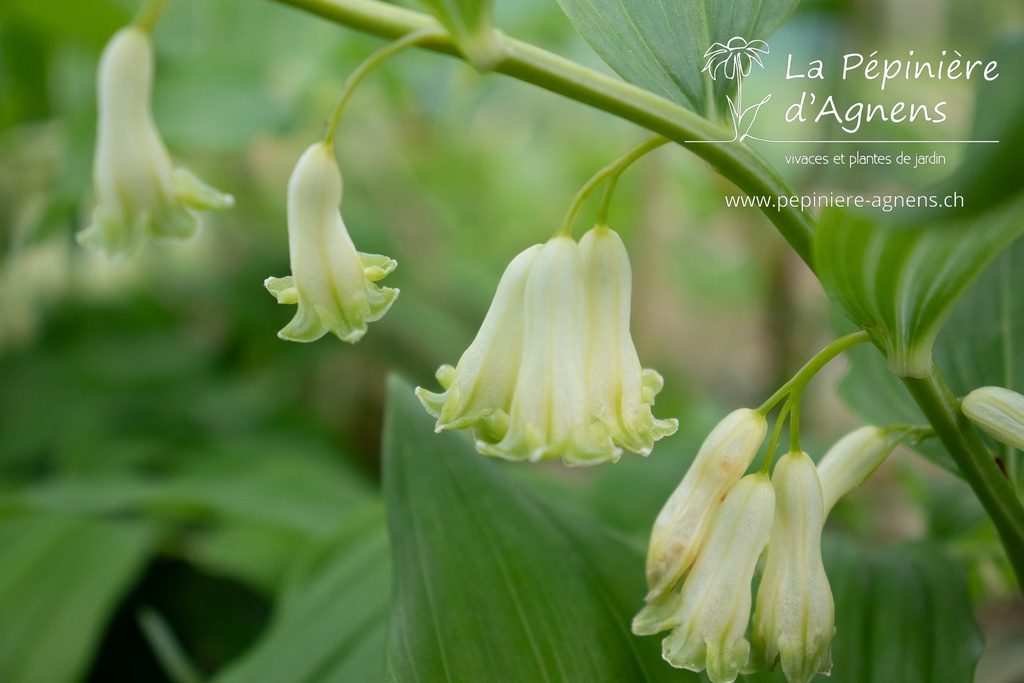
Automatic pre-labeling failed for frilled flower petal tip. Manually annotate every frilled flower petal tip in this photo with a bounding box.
[416,227,676,467]
[81,26,232,262]
[264,142,398,344]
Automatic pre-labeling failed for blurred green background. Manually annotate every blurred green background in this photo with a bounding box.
[0,0,1022,680]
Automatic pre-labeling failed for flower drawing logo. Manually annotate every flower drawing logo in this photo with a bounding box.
[702,37,772,142]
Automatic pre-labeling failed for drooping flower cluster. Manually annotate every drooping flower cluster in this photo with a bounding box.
[634,412,895,683]
[264,142,399,343]
[416,225,677,466]
[82,26,233,261]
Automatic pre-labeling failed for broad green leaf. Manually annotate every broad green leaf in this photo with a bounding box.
[822,537,982,683]
[838,237,1024,472]
[741,537,982,683]
[0,514,155,683]
[382,375,696,682]
[211,506,390,683]
[554,0,799,113]
[815,200,1024,378]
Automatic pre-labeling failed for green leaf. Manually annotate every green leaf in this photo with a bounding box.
[838,237,1024,472]
[0,514,155,683]
[925,35,1024,219]
[382,375,695,682]
[822,537,982,683]
[554,0,799,113]
[815,200,1024,378]
[211,506,390,683]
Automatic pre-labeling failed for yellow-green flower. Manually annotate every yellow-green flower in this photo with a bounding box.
[80,26,233,261]
[264,141,398,343]
[753,451,834,683]
[961,386,1024,452]
[643,408,766,601]
[634,473,775,683]
[580,225,678,455]
[416,228,675,466]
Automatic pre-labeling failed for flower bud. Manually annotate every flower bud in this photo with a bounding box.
[634,474,775,683]
[643,408,766,601]
[264,142,398,343]
[81,27,232,260]
[753,451,834,683]
[815,426,891,517]
[962,386,1024,452]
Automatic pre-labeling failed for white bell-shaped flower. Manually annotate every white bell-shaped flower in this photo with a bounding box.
[643,408,766,601]
[816,426,891,517]
[264,141,398,343]
[961,386,1024,452]
[634,473,775,683]
[580,225,678,455]
[416,244,542,442]
[753,451,835,683]
[80,26,233,261]
[477,235,618,465]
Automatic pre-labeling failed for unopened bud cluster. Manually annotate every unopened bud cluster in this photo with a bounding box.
[636,413,894,683]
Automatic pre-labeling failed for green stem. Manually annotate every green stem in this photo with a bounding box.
[557,135,668,237]
[134,0,170,32]
[265,0,816,267]
[904,370,1024,587]
[324,26,444,144]
[760,401,791,475]
[758,330,871,414]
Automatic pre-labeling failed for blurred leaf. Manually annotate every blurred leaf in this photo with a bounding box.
[211,505,390,683]
[821,537,982,683]
[0,0,127,50]
[924,35,1024,219]
[382,375,696,683]
[815,201,1024,378]
[0,514,155,683]
[554,0,798,113]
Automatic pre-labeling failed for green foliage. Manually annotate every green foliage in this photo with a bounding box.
[0,514,155,683]
[554,0,800,114]
[382,376,695,682]
[840,236,1024,480]
[211,507,390,683]
[815,200,1024,378]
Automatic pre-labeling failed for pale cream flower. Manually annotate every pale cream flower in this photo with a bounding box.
[264,141,398,343]
[417,228,675,466]
[580,225,678,455]
[961,386,1024,452]
[643,408,766,601]
[816,426,891,517]
[634,474,775,683]
[80,26,232,261]
[753,451,835,683]
[415,244,542,442]
[477,235,617,465]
